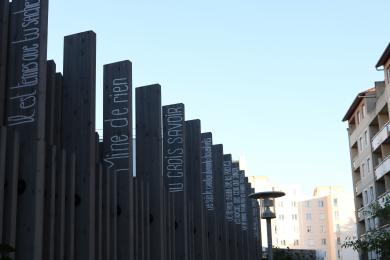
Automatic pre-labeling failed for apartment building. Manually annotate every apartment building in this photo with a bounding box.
[248,177,357,260]
[248,176,302,250]
[342,43,390,260]
[298,187,358,260]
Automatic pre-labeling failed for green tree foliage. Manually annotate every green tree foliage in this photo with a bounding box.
[342,198,390,260]
[0,244,15,260]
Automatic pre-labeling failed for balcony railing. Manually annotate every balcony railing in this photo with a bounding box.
[355,181,363,194]
[378,191,390,208]
[352,156,359,170]
[375,154,390,180]
[357,207,365,221]
[372,121,390,151]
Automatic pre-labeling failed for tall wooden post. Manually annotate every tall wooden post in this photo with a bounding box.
[0,0,9,125]
[212,144,227,260]
[0,127,6,241]
[201,133,216,260]
[185,120,205,260]
[64,153,76,260]
[136,84,165,260]
[231,162,241,260]
[62,31,96,260]
[163,103,188,260]
[2,130,19,259]
[103,60,134,260]
[239,171,249,260]
[223,154,234,260]
[54,150,66,260]
[6,0,49,258]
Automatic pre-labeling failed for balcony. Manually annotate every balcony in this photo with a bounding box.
[378,191,390,208]
[357,207,365,221]
[372,121,390,151]
[352,156,360,170]
[375,155,390,180]
[355,181,363,195]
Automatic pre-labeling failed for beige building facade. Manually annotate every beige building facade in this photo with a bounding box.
[343,43,390,260]
[248,177,357,260]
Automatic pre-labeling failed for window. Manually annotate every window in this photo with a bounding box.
[278,201,284,207]
[318,200,324,207]
[358,111,362,124]
[292,214,298,220]
[320,225,325,233]
[367,158,371,174]
[364,190,368,205]
[387,67,390,83]
[362,104,367,117]
[334,211,339,219]
[365,130,369,146]
[291,201,297,207]
[333,198,338,207]
[337,237,341,245]
[294,240,299,246]
[359,137,363,151]
[306,213,312,220]
[336,224,340,232]
[361,163,365,177]
[321,239,327,245]
[307,226,312,232]
[274,225,277,234]
[281,240,286,246]
[369,186,374,202]
[279,214,284,220]
[305,201,311,208]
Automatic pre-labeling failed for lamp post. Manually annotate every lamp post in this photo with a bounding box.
[249,191,285,260]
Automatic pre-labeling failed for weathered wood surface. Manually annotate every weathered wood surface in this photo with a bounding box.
[6,0,49,258]
[2,130,19,259]
[163,103,188,260]
[95,163,103,260]
[43,146,57,260]
[101,167,111,260]
[212,144,227,260]
[231,162,241,260]
[54,150,66,260]
[0,0,9,125]
[103,60,134,260]
[185,120,205,260]
[45,60,56,145]
[110,173,117,260]
[223,154,234,260]
[0,127,6,240]
[136,84,165,260]
[64,153,75,260]
[62,31,96,260]
[54,73,63,146]
[201,132,216,260]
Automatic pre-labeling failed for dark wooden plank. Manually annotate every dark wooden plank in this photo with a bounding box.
[2,130,19,259]
[185,120,205,260]
[54,150,66,260]
[45,60,56,145]
[6,0,49,258]
[102,60,134,260]
[0,127,6,240]
[110,173,117,260]
[239,171,248,260]
[163,103,188,260]
[95,163,103,260]
[43,146,56,260]
[62,31,96,260]
[212,144,227,260]
[101,167,111,260]
[231,162,241,260]
[245,180,255,260]
[53,73,63,146]
[64,153,76,260]
[223,154,234,260]
[201,132,216,260]
[136,84,164,260]
[0,0,9,125]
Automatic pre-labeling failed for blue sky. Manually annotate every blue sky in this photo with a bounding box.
[47,1,390,195]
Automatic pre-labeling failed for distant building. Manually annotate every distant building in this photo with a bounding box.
[248,177,358,260]
[343,43,390,260]
[298,186,358,260]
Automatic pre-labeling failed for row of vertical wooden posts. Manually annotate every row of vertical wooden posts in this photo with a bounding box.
[0,0,262,259]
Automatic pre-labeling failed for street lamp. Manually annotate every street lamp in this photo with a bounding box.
[249,191,285,260]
